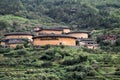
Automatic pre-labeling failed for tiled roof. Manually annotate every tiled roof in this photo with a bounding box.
[1,38,25,44]
[33,34,77,39]
[66,31,91,34]
[40,28,63,31]
[4,32,33,36]
[35,26,70,32]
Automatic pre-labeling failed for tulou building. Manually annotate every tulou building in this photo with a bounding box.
[33,26,71,35]
[36,28,63,35]
[0,32,33,48]
[4,32,33,41]
[33,34,76,46]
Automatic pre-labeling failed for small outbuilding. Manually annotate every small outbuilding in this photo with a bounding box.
[76,38,98,49]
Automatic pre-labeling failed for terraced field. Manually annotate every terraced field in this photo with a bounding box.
[0,47,120,80]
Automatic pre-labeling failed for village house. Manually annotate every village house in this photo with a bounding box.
[33,34,76,46]
[66,31,90,39]
[33,26,71,35]
[76,38,98,49]
[38,28,63,35]
[4,32,33,41]
[0,32,33,48]
[0,38,26,48]
[34,27,63,35]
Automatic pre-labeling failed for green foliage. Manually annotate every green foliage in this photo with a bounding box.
[0,46,120,80]
[65,72,85,80]
[0,0,120,79]
[15,45,24,50]
[0,0,24,15]
[114,67,120,75]
[0,0,120,32]
[3,49,28,57]
[0,15,41,34]
[0,19,12,30]
[115,38,120,46]
[61,55,87,65]
[0,48,11,53]
[41,44,51,50]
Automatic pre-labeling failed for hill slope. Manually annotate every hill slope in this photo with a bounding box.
[0,0,120,32]
[0,46,120,80]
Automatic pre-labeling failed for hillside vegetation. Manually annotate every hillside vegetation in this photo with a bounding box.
[0,1,120,80]
[0,0,120,32]
[0,46,120,80]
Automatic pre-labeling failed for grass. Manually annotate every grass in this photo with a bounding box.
[0,15,39,26]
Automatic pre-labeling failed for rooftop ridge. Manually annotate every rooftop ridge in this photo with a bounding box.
[4,32,33,36]
[33,34,77,39]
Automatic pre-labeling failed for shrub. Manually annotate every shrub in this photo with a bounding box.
[41,44,51,49]
[4,49,28,57]
[114,71,120,75]
[115,68,120,71]
[87,70,96,76]
[32,74,59,80]
[54,53,62,60]
[65,72,85,80]
[115,38,120,46]
[66,64,85,72]
[40,49,56,60]
[15,45,23,50]
[0,48,11,54]
[16,49,28,55]
[58,45,65,48]
[100,40,111,46]
[40,54,53,60]
[41,61,53,68]
[61,55,87,65]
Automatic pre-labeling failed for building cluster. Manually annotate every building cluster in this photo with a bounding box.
[0,26,98,49]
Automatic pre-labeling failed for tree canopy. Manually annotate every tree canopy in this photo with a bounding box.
[0,0,120,30]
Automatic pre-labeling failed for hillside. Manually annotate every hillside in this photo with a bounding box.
[0,0,120,80]
[0,46,120,80]
[0,0,120,32]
